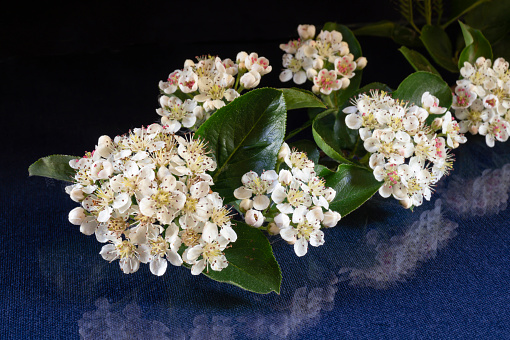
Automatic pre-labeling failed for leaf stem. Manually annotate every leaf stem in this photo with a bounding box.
[284,119,313,141]
[441,0,489,29]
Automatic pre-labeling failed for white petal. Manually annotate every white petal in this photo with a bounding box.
[166,250,183,266]
[234,187,252,200]
[202,222,219,243]
[191,259,206,275]
[294,238,308,257]
[253,195,270,210]
[150,257,168,276]
[220,225,237,242]
[99,244,117,261]
[280,228,297,242]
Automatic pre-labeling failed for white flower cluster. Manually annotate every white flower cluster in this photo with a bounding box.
[453,57,510,147]
[279,24,367,95]
[344,90,467,208]
[66,124,236,276]
[233,143,341,257]
[157,53,271,131]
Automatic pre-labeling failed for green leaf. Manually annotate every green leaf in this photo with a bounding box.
[321,164,382,217]
[312,83,393,165]
[420,24,458,72]
[353,20,422,48]
[195,88,286,204]
[28,155,80,182]
[200,221,282,294]
[392,71,452,110]
[458,21,493,69]
[312,109,353,164]
[399,46,441,75]
[280,88,326,111]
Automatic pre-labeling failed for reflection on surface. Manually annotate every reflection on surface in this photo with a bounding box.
[338,199,458,288]
[442,164,510,216]
[31,137,510,339]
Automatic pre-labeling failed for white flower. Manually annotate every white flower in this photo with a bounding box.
[100,239,150,274]
[244,53,272,75]
[312,69,342,95]
[178,68,198,93]
[334,55,356,79]
[280,206,325,257]
[421,92,447,114]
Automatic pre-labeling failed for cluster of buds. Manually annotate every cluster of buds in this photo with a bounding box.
[157,53,271,131]
[344,90,467,208]
[233,143,341,257]
[66,124,236,276]
[279,24,367,95]
[453,57,510,147]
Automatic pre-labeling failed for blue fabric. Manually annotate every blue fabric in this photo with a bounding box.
[3,117,510,339]
[2,27,510,339]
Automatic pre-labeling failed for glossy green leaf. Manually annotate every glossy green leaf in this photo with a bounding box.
[321,164,382,217]
[195,88,286,204]
[312,109,353,164]
[392,71,452,110]
[28,154,79,182]
[312,83,392,165]
[420,24,458,72]
[200,221,282,294]
[280,88,326,111]
[458,21,493,69]
[399,46,441,75]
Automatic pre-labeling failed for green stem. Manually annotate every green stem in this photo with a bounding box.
[284,119,313,141]
[321,94,336,109]
[407,0,422,34]
[441,0,490,29]
[425,0,432,25]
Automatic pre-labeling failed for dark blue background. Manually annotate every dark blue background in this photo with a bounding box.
[2,1,509,339]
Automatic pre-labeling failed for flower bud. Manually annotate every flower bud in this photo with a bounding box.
[356,57,367,70]
[240,70,261,89]
[278,169,293,185]
[70,187,85,202]
[278,142,290,161]
[236,51,248,64]
[341,77,350,89]
[184,59,195,68]
[431,118,443,130]
[245,209,264,227]
[69,207,86,225]
[400,198,412,209]
[267,222,280,235]
[297,24,316,40]
[240,198,253,211]
[323,210,341,227]
[193,106,205,120]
